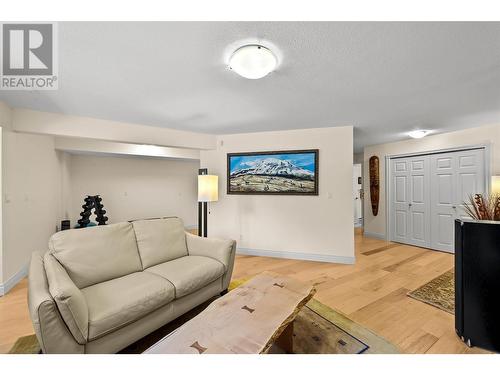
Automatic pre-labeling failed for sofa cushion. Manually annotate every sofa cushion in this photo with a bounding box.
[145,256,224,298]
[132,217,188,268]
[48,222,142,289]
[81,272,175,340]
[44,253,89,344]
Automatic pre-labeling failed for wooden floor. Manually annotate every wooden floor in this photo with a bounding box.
[232,230,487,354]
[0,230,487,354]
[0,278,32,353]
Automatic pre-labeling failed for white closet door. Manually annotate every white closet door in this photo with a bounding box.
[454,149,485,218]
[392,159,410,243]
[407,156,431,248]
[430,153,456,252]
[391,155,431,248]
[430,149,485,252]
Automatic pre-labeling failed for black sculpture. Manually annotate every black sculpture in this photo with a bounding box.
[77,195,109,228]
[93,195,108,225]
[78,196,94,228]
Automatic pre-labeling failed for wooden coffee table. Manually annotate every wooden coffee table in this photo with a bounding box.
[144,271,315,354]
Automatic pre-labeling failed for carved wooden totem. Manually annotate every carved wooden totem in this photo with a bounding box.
[369,156,380,216]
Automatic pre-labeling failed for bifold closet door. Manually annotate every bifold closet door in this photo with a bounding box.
[391,155,431,248]
[430,149,485,252]
[392,158,410,244]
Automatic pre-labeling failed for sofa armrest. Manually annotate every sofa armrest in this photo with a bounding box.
[185,232,236,272]
[28,252,84,353]
[44,253,89,344]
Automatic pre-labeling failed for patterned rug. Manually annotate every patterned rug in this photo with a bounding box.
[407,269,455,314]
[9,278,399,354]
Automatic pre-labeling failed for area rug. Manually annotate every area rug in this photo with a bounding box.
[407,269,454,314]
[9,278,399,354]
[8,335,41,354]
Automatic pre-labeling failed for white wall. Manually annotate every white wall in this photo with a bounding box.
[0,102,11,285]
[0,102,12,131]
[68,154,199,226]
[0,128,3,285]
[200,126,355,263]
[363,124,500,238]
[2,131,64,290]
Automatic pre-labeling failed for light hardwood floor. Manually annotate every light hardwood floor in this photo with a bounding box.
[0,230,487,354]
[231,230,487,354]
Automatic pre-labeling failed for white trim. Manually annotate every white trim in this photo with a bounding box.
[236,247,355,264]
[13,108,216,150]
[386,144,491,160]
[0,263,28,296]
[55,137,200,161]
[363,231,387,240]
[184,224,198,230]
[485,144,492,195]
[385,143,491,244]
[385,154,391,242]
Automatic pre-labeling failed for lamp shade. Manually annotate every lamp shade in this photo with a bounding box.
[492,176,500,195]
[198,175,218,202]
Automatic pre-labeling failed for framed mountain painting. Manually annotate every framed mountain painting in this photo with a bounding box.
[227,149,319,195]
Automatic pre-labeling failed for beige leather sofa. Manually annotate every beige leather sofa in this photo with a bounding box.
[28,217,236,354]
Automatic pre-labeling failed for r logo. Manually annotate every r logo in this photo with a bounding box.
[2,23,53,76]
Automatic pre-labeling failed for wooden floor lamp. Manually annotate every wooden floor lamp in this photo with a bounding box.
[198,168,218,237]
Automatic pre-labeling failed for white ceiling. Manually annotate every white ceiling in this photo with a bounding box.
[2,22,500,152]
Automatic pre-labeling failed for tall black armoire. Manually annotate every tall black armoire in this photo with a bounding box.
[455,219,500,352]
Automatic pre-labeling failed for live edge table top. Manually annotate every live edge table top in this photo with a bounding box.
[144,271,316,354]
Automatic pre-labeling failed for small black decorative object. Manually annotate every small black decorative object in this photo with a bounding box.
[77,196,94,228]
[77,195,109,228]
[93,195,108,225]
[61,220,71,231]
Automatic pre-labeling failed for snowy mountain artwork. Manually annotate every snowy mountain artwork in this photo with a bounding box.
[227,150,318,195]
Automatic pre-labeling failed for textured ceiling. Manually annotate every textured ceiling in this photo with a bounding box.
[2,22,500,152]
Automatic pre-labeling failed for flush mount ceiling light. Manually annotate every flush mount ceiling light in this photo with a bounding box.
[408,130,431,139]
[228,44,278,79]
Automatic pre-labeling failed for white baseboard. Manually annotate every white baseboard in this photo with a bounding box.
[0,263,29,296]
[236,247,355,264]
[363,231,387,240]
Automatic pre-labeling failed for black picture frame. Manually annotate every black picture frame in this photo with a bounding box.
[227,149,319,195]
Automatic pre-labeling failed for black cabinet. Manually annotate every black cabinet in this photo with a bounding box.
[455,219,500,352]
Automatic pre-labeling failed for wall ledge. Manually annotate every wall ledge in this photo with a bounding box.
[236,247,355,264]
[0,263,28,296]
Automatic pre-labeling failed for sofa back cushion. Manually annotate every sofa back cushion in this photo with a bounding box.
[132,217,188,268]
[48,222,142,289]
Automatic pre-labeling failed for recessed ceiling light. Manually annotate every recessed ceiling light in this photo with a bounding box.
[408,130,430,139]
[228,44,278,79]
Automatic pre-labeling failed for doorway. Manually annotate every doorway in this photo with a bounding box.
[353,163,363,227]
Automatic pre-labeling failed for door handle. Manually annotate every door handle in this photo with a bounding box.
[408,203,412,207]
